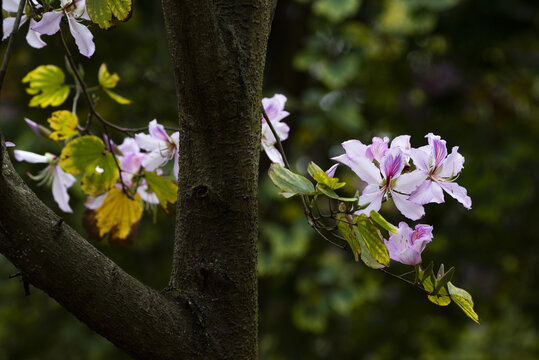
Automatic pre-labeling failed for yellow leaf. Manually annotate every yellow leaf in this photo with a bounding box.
[48,110,79,140]
[104,89,131,104]
[22,65,70,108]
[95,187,143,241]
[98,63,131,104]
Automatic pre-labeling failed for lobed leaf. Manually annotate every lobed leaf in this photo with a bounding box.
[80,152,120,196]
[87,0,133,30]
[47,110,78,140]
[22,65,70,108]
[98,63,131,104]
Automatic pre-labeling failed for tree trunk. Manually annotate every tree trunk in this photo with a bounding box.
[0,1,275,359]
[162,1,274,358]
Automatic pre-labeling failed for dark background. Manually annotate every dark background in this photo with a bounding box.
[0,0,538,358]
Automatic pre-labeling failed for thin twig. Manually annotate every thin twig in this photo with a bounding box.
[0,0,25,95]
[59,29,178,134]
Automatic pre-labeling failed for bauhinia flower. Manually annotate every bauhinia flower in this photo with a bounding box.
[261,94,290,166]
[134,119,179,180]
[2,0,47,48]
[13,150,76,213]
[384,222,433,266]
[32,0,95,58]
[408,133,472,209]
[333,142,426,220]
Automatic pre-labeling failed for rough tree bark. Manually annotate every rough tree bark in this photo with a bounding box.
[0,1,275,358]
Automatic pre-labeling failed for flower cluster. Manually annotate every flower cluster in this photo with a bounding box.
[2,0,95,57]
[331,134,471,265]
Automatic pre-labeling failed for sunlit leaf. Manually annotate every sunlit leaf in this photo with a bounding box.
[86,0,133,30]
[59,136,119,195]
[336,213,361,261]
[94,187,143,242]
[369,210,398,234]
[269,163,315,197]
[47,110,78,140]
[448,282,480,323]
[144,171,178,209]
[98,63,131,104]
[22,65,70,108]
[355,214,390,267]
[308,161,345,190]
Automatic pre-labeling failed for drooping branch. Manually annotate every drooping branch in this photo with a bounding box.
[0,138,201,359]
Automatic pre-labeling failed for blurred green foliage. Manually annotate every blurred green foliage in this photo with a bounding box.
[0,0,538,358]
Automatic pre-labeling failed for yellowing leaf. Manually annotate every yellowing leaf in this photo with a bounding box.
[144,171,178,209]
[22,65,70,108]
[87,0,132,30]
[95,187,143,241]
[60,136,119,195]
[47,110,79,140]
[98,63,131,104]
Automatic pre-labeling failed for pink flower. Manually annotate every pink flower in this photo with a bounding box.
[135,119,179,179]
[2,0,47,48]
[408,133,472,209]
[13,150,76,213]
[32,0,94,58]
[384,222,433,266]
[261,94,290,166]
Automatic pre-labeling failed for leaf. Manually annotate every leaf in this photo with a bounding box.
[86,0,133,30]
[336,213,361,261]
[428,287,451,306]
[317,185,357,202]
[94,187,143,242]
[144,171,178,209]
[98,63,131,104]
[47,110,78,140]
[419,263,452,306]
[22,65,70,108]
[434,266,455,295]
[369,210,398,234]
[448,282,480,323]
[60,136,119,195]
[313,0,362,22]
[308,161,345,190]
[355,214,390,267]
[268,163,315,197]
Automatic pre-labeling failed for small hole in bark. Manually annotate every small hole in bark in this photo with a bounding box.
[194,185,209,198]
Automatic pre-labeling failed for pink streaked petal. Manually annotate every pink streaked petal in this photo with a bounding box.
[380,149,404,180]
[437,146,464,178]
[410,147,430,172]
[408,180,444,205]
[148,119,171,143]
[32,11,63,35]
[341,139,367,160]
[355,184,384,216]
[394,170,426,194]
[326,164,338,178]
[67,16,94,57]
[26,20,47,48]
[438,181,472,209]
[391,192,425,220]
[426,133,447,169]
[13,150,48,163]
[365,136,389,162]
[85,192,108,210]
[410,224,433,253]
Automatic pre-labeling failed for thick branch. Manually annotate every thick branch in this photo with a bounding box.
[0,138,200,359]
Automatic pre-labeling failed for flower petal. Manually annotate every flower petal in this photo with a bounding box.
[148,119,171,143]
[26,20,47,48]
[141,150,167,172]
[408,180,445,205]
[438,181,472,209]
[262,143,284,166]
[13,150,48,163]
[355,184,384,216]
[3,0,21,13]
[67,15,95,57]
[394,170,427,194]
[52,166,76,213]
[391,192,425,220]
[32,11,63,36]
[410,147,431,172]
[437,146,464,178]
[85,192,108,210]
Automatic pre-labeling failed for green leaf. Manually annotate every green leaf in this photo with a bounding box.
[369,210,398,234]
[355,214,390,267]
[448,282,480,323]
[317,185,357,202]
[336,213,361,261]
[144,171,178,209]
[268,163,315,197]
[86,0,132,30]
[313,0,362,22]
[308,161,345,190]
[418,261,436,292]
[60,136,119,195]
[22,65,70,108]
[434,266,455,295]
